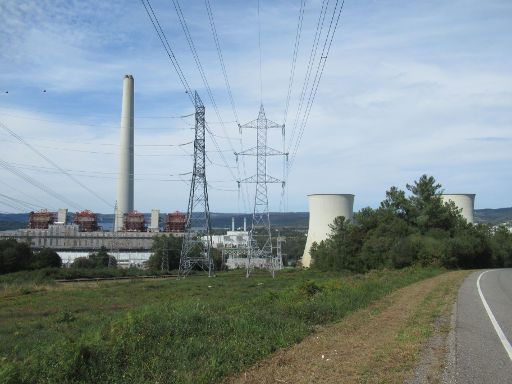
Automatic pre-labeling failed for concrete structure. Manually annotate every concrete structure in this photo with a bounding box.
[58,251,152,268]
[149,209,160,232]
[208,230,249,249]
[441,194,475,224]
[57,208,68,224]
[302,194,355,268]
[115,75,135,231]
[0,224,156,251]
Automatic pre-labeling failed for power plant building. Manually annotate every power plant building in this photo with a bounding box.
[441,193,475,224]
[302,194,355,268]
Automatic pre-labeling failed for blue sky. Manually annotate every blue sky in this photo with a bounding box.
[0,0,511,214]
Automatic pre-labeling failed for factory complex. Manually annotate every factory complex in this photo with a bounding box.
[0,75,478,269]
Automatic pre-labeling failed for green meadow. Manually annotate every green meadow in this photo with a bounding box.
[0,267,442,383]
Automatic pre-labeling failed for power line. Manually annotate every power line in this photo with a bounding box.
[0,111,194,130]
[141,0,240,191]
[283,0,306,127]
[0,156,82,210]
[140,0,194,101]
[288,0,345,174]
[0,179,49,209]
[257,0,263,103]
[0,192,40,211]
[0,120,112,208]
[204,0,240,124]
[170,0,238,157]
[287,0,330,155]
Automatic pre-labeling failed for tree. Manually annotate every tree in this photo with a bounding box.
[72,257,96,269]
[0,239,33,274]
[147,235,182,271]
[31,248,62,269]
[89,246,116,268]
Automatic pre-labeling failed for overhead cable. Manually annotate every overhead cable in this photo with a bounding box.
[0,156,82,210]
[0,120,111,208]
[204,0,240,124]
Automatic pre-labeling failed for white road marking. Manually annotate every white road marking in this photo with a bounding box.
[477,270,512,362]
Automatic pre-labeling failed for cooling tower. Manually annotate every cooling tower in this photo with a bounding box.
[441,194,475,224]
[114,75,135,231]
[302,194,355,268]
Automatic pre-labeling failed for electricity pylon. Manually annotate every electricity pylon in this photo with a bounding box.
[236,105,287,277]
[179,92,213,277]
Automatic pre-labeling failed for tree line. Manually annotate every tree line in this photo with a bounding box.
[311,175,512,272]
[0,239,62,274]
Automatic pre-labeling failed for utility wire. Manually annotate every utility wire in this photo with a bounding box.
[0,192,40,211]
[288,0,345,174]
[0,120,112,208]
[140,0,194,102]
[170,0,238,157]
[142,0,240,191]
[257,0,263,103]
[283,0,306,127]
[204,0,240,124]
[287,0,329,155]
[0,179,49,208]
[0,156,82,210]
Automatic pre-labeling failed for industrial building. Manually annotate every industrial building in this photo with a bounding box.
[302,194,354,268]
[0,75,194,267]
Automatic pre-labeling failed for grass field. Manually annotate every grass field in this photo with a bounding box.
[0,267,443,383]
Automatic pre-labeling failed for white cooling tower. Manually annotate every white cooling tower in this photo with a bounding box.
[441,194,475,224]
[114,75,135,231]
[302,194,355,268]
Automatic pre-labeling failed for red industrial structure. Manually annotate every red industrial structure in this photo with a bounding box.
[165,211,187,232]
[124,211,146,232]
[73,210,99,232]
[28,210,56,229]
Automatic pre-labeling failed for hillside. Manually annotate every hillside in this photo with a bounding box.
[1,208,510,231]
[474,207,512,224]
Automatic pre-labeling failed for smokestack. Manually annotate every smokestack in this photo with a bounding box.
[115,75,134,231]
[231,217,235,231]
[244,217,247,232]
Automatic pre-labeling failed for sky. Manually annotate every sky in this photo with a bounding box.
[0,0,511,214]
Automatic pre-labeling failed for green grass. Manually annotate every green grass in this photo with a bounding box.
[0,267,443,383]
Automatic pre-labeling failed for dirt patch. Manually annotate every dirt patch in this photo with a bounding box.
[225,270,468,384]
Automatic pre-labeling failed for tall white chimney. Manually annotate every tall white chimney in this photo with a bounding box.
[114,75,134,231]
[243,217,247,232]
[231,217,235,231]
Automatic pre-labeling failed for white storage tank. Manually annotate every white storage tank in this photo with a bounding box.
[302,194,355,268]
[441,194,475,224]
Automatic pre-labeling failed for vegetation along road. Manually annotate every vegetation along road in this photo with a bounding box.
[446,269,512,383]
[228,270,469,383]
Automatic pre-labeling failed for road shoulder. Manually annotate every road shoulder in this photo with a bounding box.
[226,270,469,384]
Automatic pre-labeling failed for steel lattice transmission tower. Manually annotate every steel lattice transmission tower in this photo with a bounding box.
[179,92,213,277]
[236,105,287,277]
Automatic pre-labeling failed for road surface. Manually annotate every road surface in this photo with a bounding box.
[452,269,512,383]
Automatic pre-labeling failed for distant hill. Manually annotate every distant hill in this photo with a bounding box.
[1,208,510,231]
[474,207,512,225]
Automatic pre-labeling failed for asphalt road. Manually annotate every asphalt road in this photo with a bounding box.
[453,269,512,383]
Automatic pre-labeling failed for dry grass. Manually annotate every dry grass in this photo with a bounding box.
[226,270,469,384]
